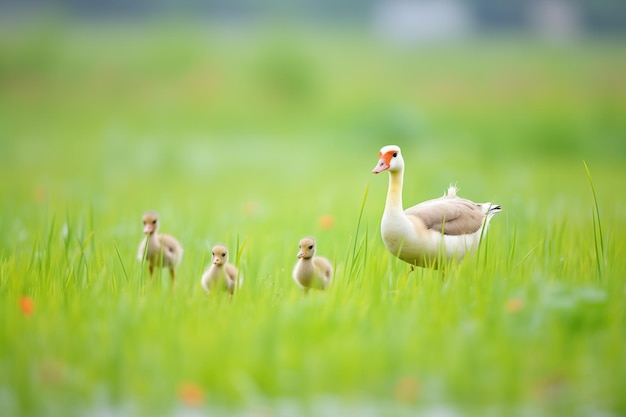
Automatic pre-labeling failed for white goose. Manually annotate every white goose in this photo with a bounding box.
[201,245,239,296]
[292,237,333,293]
[137,211,184,283]
[372,145,501,268]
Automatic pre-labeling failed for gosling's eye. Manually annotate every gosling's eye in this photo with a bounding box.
[392,152,397,157]
[152,220,157,225]
[308,245,313,250]
[211,252,215,256]
[222,253,226,257]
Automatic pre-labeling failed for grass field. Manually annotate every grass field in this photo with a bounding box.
[1,21,626,416]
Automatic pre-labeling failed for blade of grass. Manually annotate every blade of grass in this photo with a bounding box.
[349,182,369,278]
[46,214,56,267]
[113,240,129,284]
[475,203,495,267]
[516,239,543,269]
[88,204,96,253]
[235,235,248,266]
[583,161,604,279]
[139,235,149,286]
[63,209,72,261]
[507,215,517,274]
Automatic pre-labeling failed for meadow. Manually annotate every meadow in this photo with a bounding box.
[1,21,626,416]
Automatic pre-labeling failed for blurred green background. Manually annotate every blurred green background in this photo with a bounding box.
[1,1,626,416]
[2,2,626,199]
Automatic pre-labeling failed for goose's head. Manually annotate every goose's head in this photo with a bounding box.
[142,211,159,235]
[211,245,229,266]
[372,145,404,174]
[297,237,316,259]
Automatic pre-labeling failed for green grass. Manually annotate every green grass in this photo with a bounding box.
[1,22,626,416]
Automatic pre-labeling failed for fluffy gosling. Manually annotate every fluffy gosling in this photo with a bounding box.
[201,245,239,296]
[137,211,183,284]
[292,237,333,294]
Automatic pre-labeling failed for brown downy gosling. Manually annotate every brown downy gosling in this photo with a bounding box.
[201,245,239,296]
[137,211,183,284]
[292,237,333,294]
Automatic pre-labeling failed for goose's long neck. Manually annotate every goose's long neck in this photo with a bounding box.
[385,169,404,215]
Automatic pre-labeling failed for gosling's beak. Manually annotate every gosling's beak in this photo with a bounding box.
[297,251,304,259]
[143,224,153,234]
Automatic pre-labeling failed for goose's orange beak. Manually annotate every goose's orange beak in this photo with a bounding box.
[373,150,394,174]
[372,158,389,174]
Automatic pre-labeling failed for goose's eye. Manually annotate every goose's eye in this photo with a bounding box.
[152,220,157,225]
[211,252,214,256]
[222,253,226,257]
[392,152,397,158]
[308,245,313,250]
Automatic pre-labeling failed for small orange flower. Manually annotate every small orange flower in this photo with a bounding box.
[505,297,524,313]
[393,376,420,403]
[34,186,47,204]
[178,382,205,407]
[243,200,260,216]
[20,296,34,316]
[318,214,335,229]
